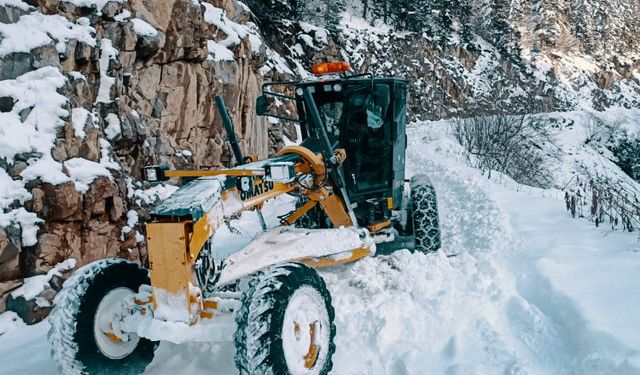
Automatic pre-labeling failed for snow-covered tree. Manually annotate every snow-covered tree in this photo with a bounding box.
[293,0,345,33]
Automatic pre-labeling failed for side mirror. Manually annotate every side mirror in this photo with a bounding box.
[256,95,268,116]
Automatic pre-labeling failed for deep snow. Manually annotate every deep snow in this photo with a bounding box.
[1,121,639,374]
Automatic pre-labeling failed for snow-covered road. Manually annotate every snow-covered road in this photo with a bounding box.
[1,123,639,374]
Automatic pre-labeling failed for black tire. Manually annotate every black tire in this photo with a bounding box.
[234,262,336,375]
[410,175,441,252]
[48,258,157,375]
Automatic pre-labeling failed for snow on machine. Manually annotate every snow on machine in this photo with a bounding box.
[48,62,441,375]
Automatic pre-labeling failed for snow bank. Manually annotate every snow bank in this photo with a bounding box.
[0,12,95,57]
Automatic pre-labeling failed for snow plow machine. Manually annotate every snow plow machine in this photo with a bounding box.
[48,62,441,375]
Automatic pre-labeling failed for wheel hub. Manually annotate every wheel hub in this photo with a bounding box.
[282,286,330,375]
[93,287,140,359]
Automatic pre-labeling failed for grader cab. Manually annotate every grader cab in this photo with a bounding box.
[48,62,441,375]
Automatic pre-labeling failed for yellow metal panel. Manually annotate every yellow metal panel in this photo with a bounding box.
[277,146,326,187]
[368,220,392,233]
[189,215,212,261]
[282,200,318,226]
[320,193,353,227]
[147,222,191,295]
[188,201,224,261]
[240,182,296,209]
[164,169,263,178]
[298,247,372,268]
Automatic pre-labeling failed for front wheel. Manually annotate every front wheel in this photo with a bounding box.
[410,174,442,253]
[48,258,157,375]
[234,262,336,375]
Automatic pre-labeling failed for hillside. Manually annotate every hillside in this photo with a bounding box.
[251,0,640,119]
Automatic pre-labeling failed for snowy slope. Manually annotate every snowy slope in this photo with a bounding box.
[1,120,639,374]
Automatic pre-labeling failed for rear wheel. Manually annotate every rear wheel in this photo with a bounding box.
[48,258,157,375]
[410,175,441,252]
[234,262,336,375]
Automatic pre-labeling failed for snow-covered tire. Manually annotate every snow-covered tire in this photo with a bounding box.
[234,262,336,375]
[410,175,441,253]
[48,258,157,375]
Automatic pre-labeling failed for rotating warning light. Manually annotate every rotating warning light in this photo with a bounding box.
[311,61,351,75]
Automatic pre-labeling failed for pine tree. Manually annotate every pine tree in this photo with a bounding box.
[458,1,474,46]
[293,0,345,33]
[243,0,294,33]
[399,0,431,32]
[433,0,455,46]
[570,0,596,54]
[486,0,523,62]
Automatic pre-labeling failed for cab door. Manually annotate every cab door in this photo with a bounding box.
[342,83,394,198]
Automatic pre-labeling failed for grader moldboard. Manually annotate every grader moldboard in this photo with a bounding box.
[48,62,441,375]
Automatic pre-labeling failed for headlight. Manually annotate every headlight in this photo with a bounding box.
[265,162,296,183]
[143,165,170,182]
[333,83,342,92]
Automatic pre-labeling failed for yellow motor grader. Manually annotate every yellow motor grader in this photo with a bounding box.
[47,62,441,375]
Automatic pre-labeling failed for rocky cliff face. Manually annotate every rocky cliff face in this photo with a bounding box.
[0,0,286,319]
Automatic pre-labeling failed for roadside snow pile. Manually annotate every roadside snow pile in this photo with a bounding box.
[540,110,640,231]
[319,120,640,374]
